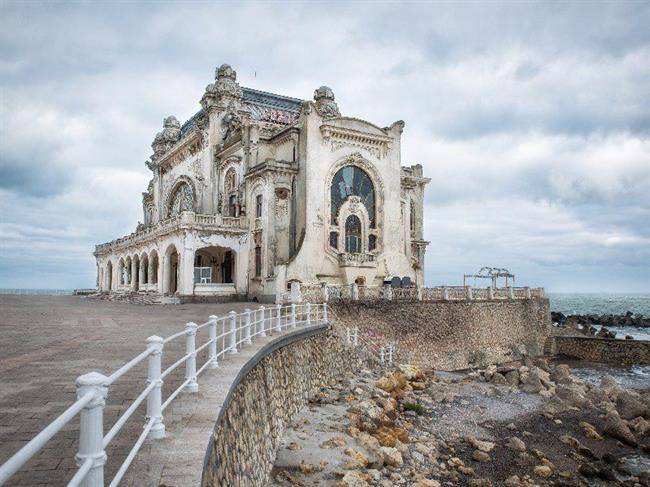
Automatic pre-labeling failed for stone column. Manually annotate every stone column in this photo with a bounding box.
[131,259,137,291]
[139,261,145,290]
[179,236,195,296]
[161,255,169,294]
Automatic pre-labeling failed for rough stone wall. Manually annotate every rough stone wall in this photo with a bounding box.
[201,326,358,486]
[331,299,551,371]
[553,336,650,365]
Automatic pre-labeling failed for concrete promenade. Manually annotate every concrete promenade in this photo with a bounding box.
[0,295,255,486]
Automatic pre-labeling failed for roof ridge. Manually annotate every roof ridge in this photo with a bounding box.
[242,86,304,103]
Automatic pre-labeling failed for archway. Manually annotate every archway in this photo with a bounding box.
[140,253,149,286]
[194,246,236,284]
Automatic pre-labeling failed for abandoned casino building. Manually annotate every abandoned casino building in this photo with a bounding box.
[94,64,430,301]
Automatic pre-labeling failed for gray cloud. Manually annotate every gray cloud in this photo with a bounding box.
[0,0,648,291]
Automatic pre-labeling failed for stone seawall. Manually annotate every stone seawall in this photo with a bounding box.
[332,299,551,371]
[201,324,357,486]
[553,336,650,365]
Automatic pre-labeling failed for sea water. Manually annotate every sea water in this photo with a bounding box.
[548,293,650,389]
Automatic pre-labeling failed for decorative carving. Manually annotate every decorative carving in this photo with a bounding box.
[168,182,194,216]
[313,86,341,118]
[151,116,181,161]
[201,63,243,111]
[221,104,243,142]
[320,124,392,159]
[275,188,290,218]
[259,108,299,125]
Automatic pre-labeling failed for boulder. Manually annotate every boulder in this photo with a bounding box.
[373,426,409,447]
[397,364,425,382]
[505,370,520,387]
[466,437,496,453]
[616,390,648,420]
[604,410,637,446]
[380,446,403,467]
[415,480,441,487]
[534,465,552,478]
[507,436,527,452]
[550,364,572,384]
[629,416,650,436]
[375,372,408,395]
[491,372,507,385]
[520,368,544,393]
[472,450,491,463]
[337,472,371,487]
[580,421,603,440]
[344,448,369,469]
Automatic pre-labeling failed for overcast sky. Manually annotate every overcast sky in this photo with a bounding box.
[1,1,649,292]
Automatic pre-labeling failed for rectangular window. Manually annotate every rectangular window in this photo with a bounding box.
[194,267,212,284]
[229,195,237,217]
[369,234,377,251]
[256,194,263,218]
[255,246,262,277]
[329,231,338,249]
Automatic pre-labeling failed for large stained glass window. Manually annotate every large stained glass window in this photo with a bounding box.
[330,166,375,226]
[169,182,194,216]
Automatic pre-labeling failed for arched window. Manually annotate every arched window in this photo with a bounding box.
[169,182,194,216]
[345,215,362,253]
[225,169,237,192]
[330,166,375,226]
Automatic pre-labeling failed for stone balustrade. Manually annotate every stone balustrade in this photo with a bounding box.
[280,282,545,304]
[95,211,246,255]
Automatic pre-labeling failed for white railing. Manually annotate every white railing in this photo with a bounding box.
[344,326,396,366]
[0,302,328,487]
[277,283,544,304]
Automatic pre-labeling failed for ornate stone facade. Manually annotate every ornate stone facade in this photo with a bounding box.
[94,64,430,301]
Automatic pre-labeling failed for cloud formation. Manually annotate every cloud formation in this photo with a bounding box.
[0,1,648,291]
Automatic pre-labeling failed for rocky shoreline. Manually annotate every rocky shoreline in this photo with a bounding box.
[269,359,649,486]
[552,312,650,330]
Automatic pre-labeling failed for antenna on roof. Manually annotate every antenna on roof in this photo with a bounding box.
[254,70,257,78]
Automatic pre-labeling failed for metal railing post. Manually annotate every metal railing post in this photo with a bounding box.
[145,336,165,439]
[244,309,252,344]
[259,306,266,337]
[276,304,282,332]
[184,322,199,392]
[323,303,328,322]
[380,346,385,364]
[306,303,311,325]
[525,286,531,299]
[208,315,219,368]
[466,286,473,300]
[75,372,108,487]
[508,286,515,299]
[346,327,351,344]
[384,285,393,301]
[487,286,494,300]
[442,286,449,300]
[291,303,296,328]
[351,283,359,301]
[321,282,328,303]
[228,311,238,354]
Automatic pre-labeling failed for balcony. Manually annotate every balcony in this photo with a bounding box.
[338,252,377,267]
[95,212,247,255]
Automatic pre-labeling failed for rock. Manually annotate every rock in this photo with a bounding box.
[604,410,638,446]
[555,384,589,407]
[550,364,572,384]
[287,441,302,450]
[344,448,369,469]
[398,364,425,381]
[560,434,582,450]
[505,370,520,387]
[415,480,441,487]
[374,426,409,447]
[472,450,491,462]
[520,368,544,393]
[320,436,346,449]
[534,465,552,478]
[629,416,650,436]
[466,436,496,452]
[337,471,371,487]
[616,390,648,420]
[507,436,527,452]
[484,365,497,381]
[503,475,523,487]
[491,372,507,385]
[376,372,408,395]
[580,421,603,440]
[468,480,492,487]
[380,446,404,467]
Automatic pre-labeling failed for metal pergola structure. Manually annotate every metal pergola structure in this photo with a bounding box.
[463,267,515,289]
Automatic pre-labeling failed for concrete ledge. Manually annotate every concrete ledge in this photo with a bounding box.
[553,335,650,365]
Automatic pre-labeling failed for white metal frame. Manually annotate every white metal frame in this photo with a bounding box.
[0,302,328,487]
